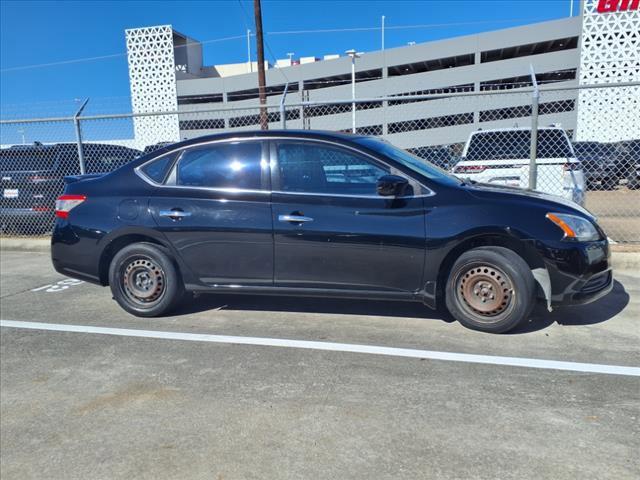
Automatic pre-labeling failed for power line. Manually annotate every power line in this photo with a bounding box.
[265,17,553,35]
[0,33,249,73]
[0,15,575,74]
[237,0,290,85]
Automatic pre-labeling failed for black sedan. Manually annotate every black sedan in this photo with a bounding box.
[51,131,612,333]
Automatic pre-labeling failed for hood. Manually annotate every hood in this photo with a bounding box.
[464,181,593,218]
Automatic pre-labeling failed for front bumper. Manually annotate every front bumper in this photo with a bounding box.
[536,238,613,307]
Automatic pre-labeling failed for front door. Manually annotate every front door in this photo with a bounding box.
[271,140,426,293]
[149,140,273,286]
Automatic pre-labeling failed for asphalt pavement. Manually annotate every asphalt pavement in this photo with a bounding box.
[1,250,639,479]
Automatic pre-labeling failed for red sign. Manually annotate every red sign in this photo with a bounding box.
[597,0,639,12]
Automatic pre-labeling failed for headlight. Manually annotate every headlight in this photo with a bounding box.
[546,213,600,241]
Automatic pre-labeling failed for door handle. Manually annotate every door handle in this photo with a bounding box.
[278,214,314,223]
[159,209,191,220]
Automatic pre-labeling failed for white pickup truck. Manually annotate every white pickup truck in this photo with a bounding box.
[453,126,585,205]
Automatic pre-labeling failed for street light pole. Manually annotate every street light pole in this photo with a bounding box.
[247,29,252,73]
[346,49,360,134]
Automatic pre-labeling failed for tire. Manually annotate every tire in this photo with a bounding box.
[445,246,536,334]
[109,242,184,317]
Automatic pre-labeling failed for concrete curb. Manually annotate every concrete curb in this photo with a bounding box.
[0,238,50,253]
[611,252,640,271]
[1,236,639,271]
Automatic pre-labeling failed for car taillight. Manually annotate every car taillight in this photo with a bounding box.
[454,165,487,174]
[55,194,86,219]
[563,162,582,171]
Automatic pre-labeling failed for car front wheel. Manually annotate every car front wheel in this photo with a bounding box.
[445,246,536,333]
[109,242,184,317]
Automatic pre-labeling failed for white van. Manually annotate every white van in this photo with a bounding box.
[453,127,585,205]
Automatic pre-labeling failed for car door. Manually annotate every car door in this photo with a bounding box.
[270,139,426,293]
[148,139,273,286]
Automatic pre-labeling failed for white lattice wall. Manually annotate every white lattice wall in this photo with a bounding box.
[576,0,640,142]
[126,25,180,148]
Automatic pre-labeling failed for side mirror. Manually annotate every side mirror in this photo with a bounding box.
[377,174,409,197]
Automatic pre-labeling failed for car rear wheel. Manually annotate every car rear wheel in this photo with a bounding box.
[445,247,536,333]
[109,242,184,317]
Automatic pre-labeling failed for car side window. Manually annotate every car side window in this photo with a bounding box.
[175,141,264,190]
[276,142,390,195]
[140,151,178,184]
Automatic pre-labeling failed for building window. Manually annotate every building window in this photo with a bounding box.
[338,125,384,136]
[480,37,578,63]
[177,93,224,105]
[227,82,299,102]
[479,105,531,122]
[229,111,281,128]
[303,102,381,119]
[480,69,577,91]
[303,69,382,91]
[387,53,475,77]
[388,113,474,134]
[539,99,576,115]
[388,84,474,106]
[356,125,383,136]
[179,118,225,130]
[304,103,350,118]
[478,99,576,122]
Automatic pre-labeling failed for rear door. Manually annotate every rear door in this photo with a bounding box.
[148,139,273,286]
[270,140,426,293]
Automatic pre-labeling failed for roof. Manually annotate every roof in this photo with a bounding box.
[173,129,368,147]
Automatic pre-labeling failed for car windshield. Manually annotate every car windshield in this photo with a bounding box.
[355,137,461,186]
[465,129,574,161]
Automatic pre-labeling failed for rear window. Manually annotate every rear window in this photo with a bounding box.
[140,152,177,184]
[465,130,573,161]
[0,148,57,172]
[573,143,617,162]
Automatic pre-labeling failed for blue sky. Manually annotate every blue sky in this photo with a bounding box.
[1,0,579,111]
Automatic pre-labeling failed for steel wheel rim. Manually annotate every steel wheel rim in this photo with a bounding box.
[456,263,514,321]
[121,256,166,306]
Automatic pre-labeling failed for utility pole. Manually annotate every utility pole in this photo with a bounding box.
[381,15,385,50]
[254,0,268,130]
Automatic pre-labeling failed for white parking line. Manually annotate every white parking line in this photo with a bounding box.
[2,319,639,377]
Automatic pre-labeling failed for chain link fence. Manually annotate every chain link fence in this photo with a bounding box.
[1,83,639,242]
